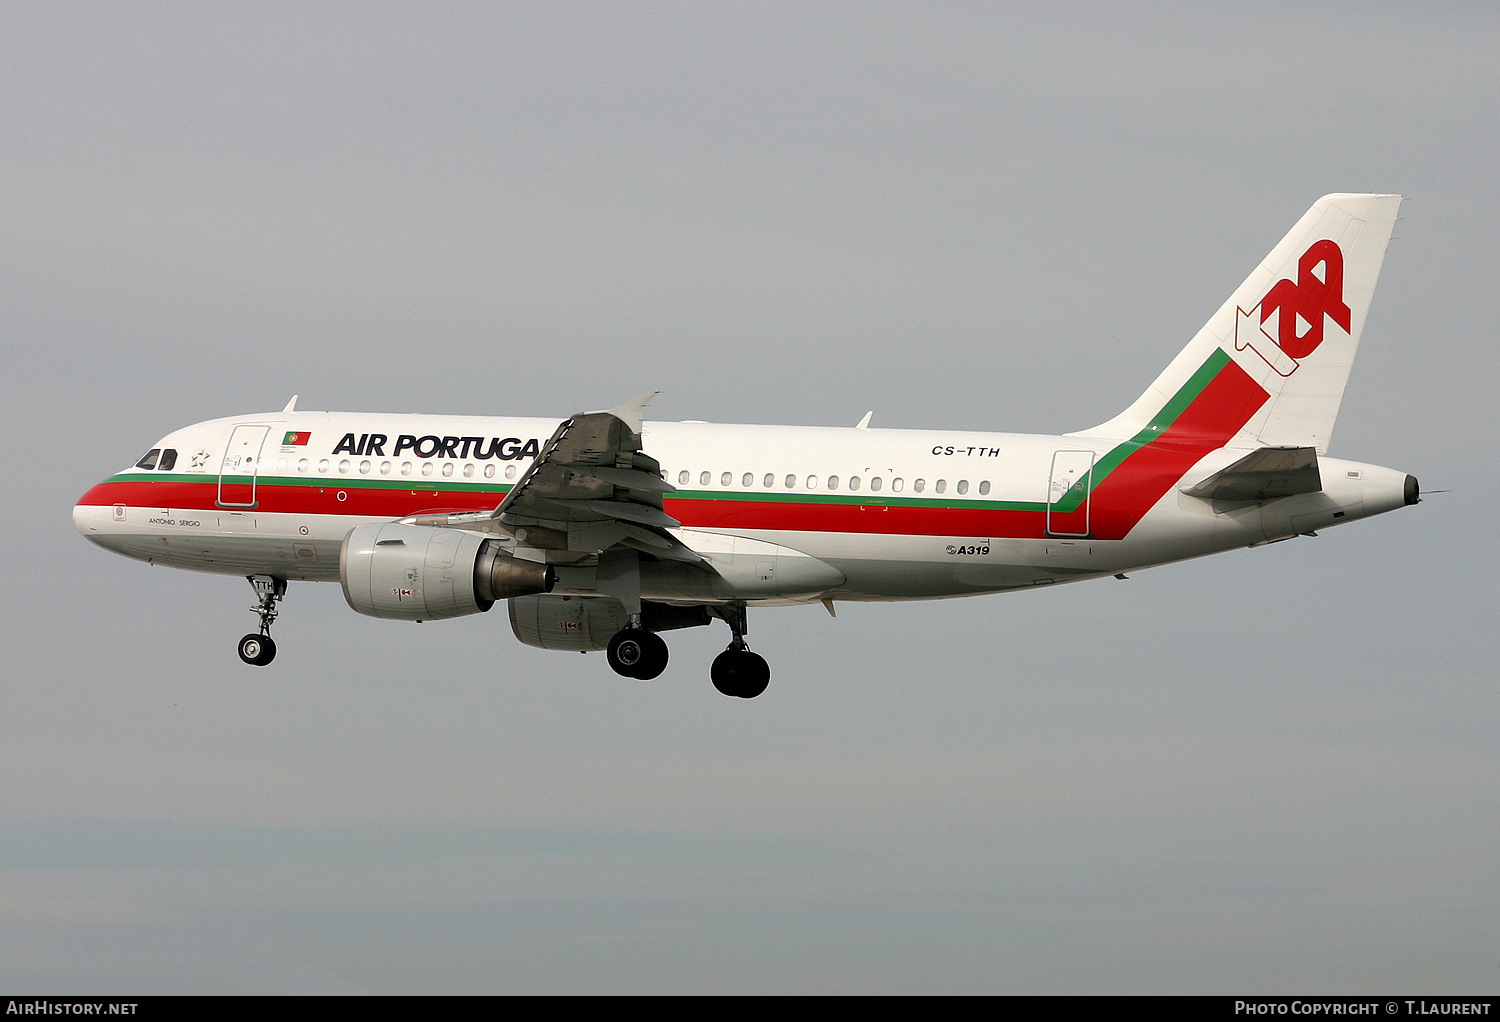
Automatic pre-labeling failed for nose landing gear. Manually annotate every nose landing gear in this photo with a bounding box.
[238,575,286,666]
[238,632,276,666]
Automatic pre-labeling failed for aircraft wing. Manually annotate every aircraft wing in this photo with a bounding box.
[1182,446,1322,502]
[487,393,703,564]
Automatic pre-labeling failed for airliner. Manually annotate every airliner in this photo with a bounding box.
[75,194,1418,698]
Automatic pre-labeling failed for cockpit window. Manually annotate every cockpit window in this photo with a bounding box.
[157,449,177,471]
[135,449,161,470]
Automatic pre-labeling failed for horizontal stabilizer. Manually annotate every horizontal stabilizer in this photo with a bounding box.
[1182,446,1321,502]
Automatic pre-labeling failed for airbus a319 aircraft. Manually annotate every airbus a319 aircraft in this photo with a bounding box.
[76,194,1418,698]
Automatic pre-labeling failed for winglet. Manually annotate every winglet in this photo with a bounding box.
[605,392,658,435]
[282,395,299,413]
[855,411,873,429]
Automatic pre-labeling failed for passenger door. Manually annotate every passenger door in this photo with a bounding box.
[1046,450,1094,537]
[218,425,270,508]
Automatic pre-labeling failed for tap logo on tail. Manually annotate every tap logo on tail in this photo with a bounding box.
[1235,239,1351,377]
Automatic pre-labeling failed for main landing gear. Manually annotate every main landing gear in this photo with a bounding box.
[606,624,669,680]
[603,603,771,698]
[238,575,286,667]
[709,603,769,699]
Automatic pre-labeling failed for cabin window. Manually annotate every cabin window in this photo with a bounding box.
[505,464,517,480]
[318,459,330,474]
[135,449,161,470]
[742,472,754,487]
[978,480,990,495]
[957,479,969,495]
[157,449,178,471]
[483,464,494,479]
[848,476,860,491]
[701,471,711,486]
[442,463,455,478]
[381,461,393,476]
[400,462,413,477]
[891,478,903,492]
[359,460,372,475]
[870,477,883,492]
[679,470,689,484]
[764,473,775,488]
[338,460,351,474]
[721,471,732,486]
[463,464,475,479]
[783,474,795,488]
[827,476,839,490]
[914,478,925,493]
[806,474,818,489]
[935,479,946,494]
[275,457,287,471]
[421,462,434,478]
[297,459,309,473]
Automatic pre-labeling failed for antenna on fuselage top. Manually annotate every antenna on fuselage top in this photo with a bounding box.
[282,395,299,413]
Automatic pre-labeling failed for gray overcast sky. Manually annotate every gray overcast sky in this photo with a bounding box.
[3,1,1496,994]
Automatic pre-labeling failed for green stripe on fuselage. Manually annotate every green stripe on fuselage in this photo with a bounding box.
[1046,347,1230,513]
[109,472,517,495]
[109,353,1231,518]
[666,489,1046,512]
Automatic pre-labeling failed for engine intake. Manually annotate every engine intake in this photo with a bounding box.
[341,522,553,621]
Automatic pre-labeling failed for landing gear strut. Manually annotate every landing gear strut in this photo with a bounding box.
[600,601,771,696]
[238,575,286,666]
[711,603,770,699]
[606,615,669,680]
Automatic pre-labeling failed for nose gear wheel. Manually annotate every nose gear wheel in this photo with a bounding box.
[238,633,277,666]
[238,575,286,667]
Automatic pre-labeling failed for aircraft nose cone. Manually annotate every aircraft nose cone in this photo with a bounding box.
[1404,474,1421,506]
[73,501,98,537]
[73,480,119,540]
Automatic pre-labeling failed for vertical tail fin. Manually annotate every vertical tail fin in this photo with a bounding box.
[1074,194,1401,453]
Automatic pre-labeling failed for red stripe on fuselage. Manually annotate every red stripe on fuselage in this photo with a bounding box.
[74,479,503,518]
[78,358,1270,542]
[670,499,1051,539]
[1089,357,1269,538]
[672,358,1270,540]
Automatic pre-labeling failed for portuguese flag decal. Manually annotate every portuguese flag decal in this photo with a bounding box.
[283,431,311,446]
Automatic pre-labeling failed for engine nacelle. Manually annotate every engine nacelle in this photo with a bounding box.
[508,596,713,651]
[509,594,628,651]
[341,523,553,621]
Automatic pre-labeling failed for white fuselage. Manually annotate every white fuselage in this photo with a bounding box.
[74,410,1413,605]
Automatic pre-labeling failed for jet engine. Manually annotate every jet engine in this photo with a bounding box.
[340,522,553,621]
[508,594,628,651]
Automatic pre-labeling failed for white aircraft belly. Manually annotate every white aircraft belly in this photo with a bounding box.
[74,504,372,581]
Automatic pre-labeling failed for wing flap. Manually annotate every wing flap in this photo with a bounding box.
[586,499,679,529]
[486,394,688,563]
